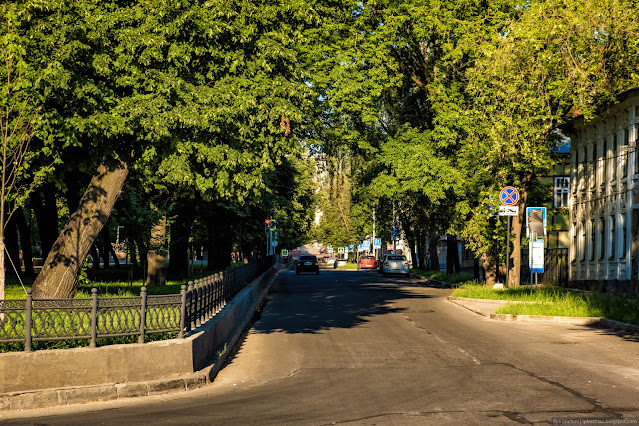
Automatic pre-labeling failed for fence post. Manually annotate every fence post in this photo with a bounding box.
[90,288,98,348]
[194,279,201,327]
[25,289,32,352]
[139,286,147,344]
[178,285,187,338]
[187,281,195,330]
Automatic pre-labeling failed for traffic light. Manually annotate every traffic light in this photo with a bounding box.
[265,219,277,231]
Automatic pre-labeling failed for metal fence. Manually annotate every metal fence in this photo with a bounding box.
[0,256,274,352]
[520,248,569,287]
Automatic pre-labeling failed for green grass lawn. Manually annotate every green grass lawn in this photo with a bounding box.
[333,262,359,270]
[452,283,639,326]
[2,268,221,300]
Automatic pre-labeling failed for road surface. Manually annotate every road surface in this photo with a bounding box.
[2,267,639,424]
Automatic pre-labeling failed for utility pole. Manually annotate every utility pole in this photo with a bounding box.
[372,206,376,258]
[392,203,397,253]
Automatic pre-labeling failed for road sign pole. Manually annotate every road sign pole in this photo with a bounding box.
[506,216,510,287]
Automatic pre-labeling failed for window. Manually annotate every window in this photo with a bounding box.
[592,142,597,188]
[572,223,578,262]
[621,216,627,259]
[635,123,639,175]
[599,217,605,260]
[622,130,629,178]
[589,220,595,261]
[610,216,616,260]
[602,139,607,182]
[580,221,586,262]
[611,136,617,181]
[554,177,570,208]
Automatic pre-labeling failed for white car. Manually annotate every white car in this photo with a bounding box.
[381,254,410,277]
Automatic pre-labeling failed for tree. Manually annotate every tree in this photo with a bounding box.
[462,0,639,285]
[25,0,326,297]
[0,4,56,302]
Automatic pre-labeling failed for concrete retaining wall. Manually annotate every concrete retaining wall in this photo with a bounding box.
[0,267,277,396]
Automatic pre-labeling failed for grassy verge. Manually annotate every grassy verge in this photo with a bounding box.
[452,284,639,326]
[332,262,359,270]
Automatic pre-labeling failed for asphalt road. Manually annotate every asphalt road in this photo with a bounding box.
[3,267,639,425]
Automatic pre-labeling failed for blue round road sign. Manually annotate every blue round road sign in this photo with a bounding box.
[499,186,520,206]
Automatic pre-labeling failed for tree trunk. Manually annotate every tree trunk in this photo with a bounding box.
[416,233,425,270]
[100,225,111,269]
[0,240,5,305]
[32,182,59,260]
[207,213,233,271]
[446,235,456,274]
[129,236,138,267]
[428,235,440,271]
[406,228,417,270]
[15,208,34,275]
[481,251,497,285]
[146,216,167,286]
[508,177,531,287]
[136,236,148,271]
[167,204,195,280]
[90,243,100,269]
[31,161,129,299]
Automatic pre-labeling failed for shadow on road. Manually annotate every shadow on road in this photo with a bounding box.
[251,269,432,335]
[587,326,639,343]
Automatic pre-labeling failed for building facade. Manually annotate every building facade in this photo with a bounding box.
[566,88,639,294]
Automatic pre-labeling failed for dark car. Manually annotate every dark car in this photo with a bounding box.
[296,255,320,275]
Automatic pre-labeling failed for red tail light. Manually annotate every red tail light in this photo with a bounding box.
[404,262,409,266]
[314,261,318,265]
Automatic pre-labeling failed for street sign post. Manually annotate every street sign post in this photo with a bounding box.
[526,207,547,294]
[281,249,288,257]
[499,187,520,287]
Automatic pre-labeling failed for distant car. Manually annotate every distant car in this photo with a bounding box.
[358,255,377,270]
[296,255,320,275]
[380,254,410,277]
[333,258,348,268]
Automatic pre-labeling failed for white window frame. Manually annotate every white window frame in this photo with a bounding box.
[554,177,570,208]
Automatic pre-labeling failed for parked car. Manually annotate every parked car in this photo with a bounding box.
[358,255,377,270]
[296,255,320,275]
[333,258,348,268]
[380,254,410,277]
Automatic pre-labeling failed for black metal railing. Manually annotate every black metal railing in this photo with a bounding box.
[520,248,569,287]
[0,256,274,352]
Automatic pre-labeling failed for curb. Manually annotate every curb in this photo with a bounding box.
[0,372,210,412]
[0,268,281,413]
[488,313,603,325]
